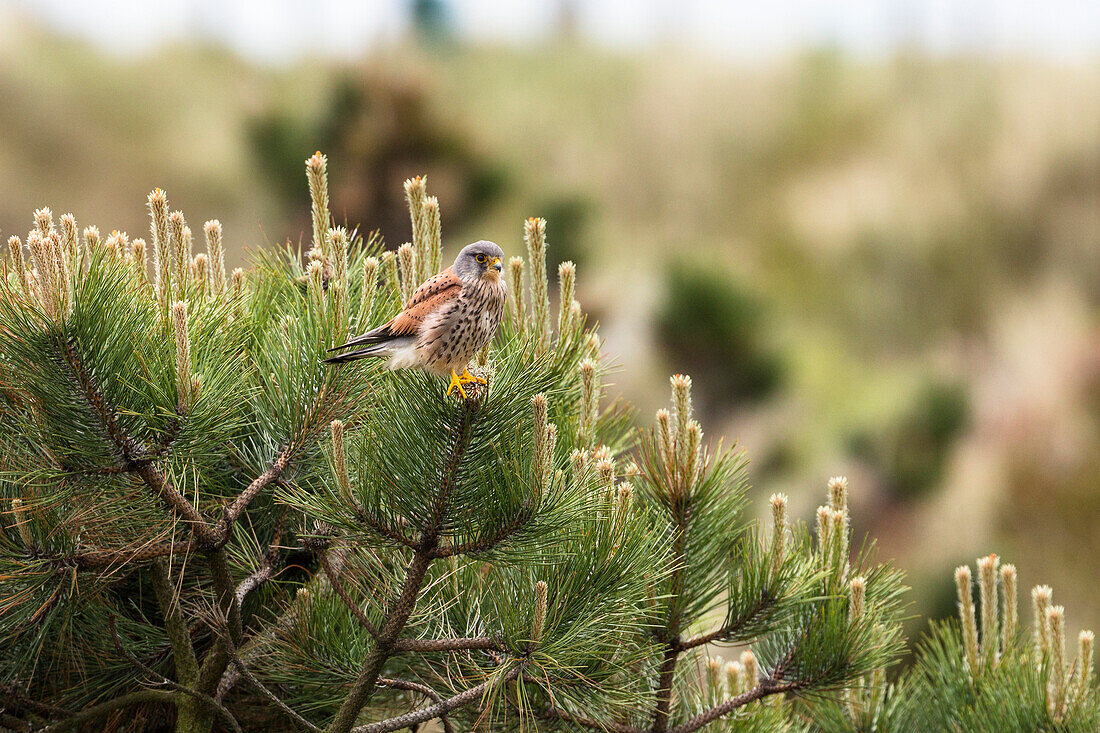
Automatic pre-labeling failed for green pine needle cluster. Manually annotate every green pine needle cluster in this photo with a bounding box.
[0,152,1095,733]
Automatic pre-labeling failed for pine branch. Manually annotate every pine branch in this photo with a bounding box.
[321,548,380,639]
[78,540,196,567]
[653,647,681,733]
[653,518,691,731]
[328,549,434,733]
[0,685,71,721]
[3,565,75,635]
[108,615,242,733]
[376,678,455,733]
[59,462,129,475]
[426,500,537,559]
[132,461,215,544]
[326,399,479,733]
[215,581,311,702]
[392,636,501,653]
[214,450,290,545]
[423,397,479,535]
[211,385,348,558]
[234,555,279,608]
[179,460,301,699]
[149,559,200,687]
[218,621,322,733]
[350,666,523,733]
[28,540,195,570]
[216,533,335,702]
[665,679,798,733]
[58,337,139,464]
[60,336,214,542]
[675,627,731,652]
[354,507,419,550]
[208,550,244,641]
[1,162,924,733]
[674,588,776,651]
[149,416,184,457]
[34,690,175,733]
[235,519,287,606]
[193,551,248,698]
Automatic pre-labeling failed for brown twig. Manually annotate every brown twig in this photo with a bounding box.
[217,621,322,732]
[215,378,344,546]
[665,680,797,733]
[320,549,380,639]
[67,541,194,569]
[235,520,287,606]
[132,460,215,544]
[653,523,691,731]
[60,338,214,542]
[192,551,248,697]
[427,502,536,559]
[59,462,129,475]
[355,507,419,550]
[33,690,176,733]
[351,666,522,733]
[213,450,290,545]
[392,636,501,654]
[376,678,455,733]
[215,584,310,702]
[59,337,138,464]
[674,590,774,652]
[0,684,71,720]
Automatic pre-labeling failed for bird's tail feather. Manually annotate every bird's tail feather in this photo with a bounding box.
[327,324,394,353]
[322,343,390,364]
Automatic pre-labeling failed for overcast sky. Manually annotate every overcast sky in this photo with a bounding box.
[7,0,1100,64]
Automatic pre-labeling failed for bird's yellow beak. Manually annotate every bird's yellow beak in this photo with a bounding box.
[490,257,502,272]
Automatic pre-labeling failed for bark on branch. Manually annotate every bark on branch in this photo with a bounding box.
[392,636,501,653]
[107,614,241,733]
[325,398,479,733]
[376,678,455,733]
[351,666,522,733]
[665,679,797,733]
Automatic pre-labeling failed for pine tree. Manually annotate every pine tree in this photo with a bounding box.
[0,153,1096,733]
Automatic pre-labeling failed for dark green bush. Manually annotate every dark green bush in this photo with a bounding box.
[655,262,784,414]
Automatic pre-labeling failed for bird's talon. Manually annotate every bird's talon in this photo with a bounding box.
[446,371,469,399]
[460,368,487,386]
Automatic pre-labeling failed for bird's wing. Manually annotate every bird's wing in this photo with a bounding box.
[389,269,463,335]
[328,268,461,352]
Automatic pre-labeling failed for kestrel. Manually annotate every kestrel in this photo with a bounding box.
[326,241,507,398]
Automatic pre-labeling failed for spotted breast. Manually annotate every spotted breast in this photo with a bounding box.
[419,277,507,376]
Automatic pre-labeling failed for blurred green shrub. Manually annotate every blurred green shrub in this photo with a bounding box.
[849,380,970,501]
[412,0,453,44]
[654,263,783,413]
[249,74,506,246]
[535,194,592,271]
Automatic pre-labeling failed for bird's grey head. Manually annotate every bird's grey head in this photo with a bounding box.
[453,240,505,283]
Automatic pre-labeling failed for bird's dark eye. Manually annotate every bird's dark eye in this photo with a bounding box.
[475,254,487,263]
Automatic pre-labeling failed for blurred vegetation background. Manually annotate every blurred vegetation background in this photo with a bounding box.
[3,0,1100,657]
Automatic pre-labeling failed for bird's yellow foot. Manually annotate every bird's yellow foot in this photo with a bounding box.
[446,370,469,399]
[459,368,487,386]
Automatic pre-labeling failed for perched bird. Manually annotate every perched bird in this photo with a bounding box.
[326,241,507,398]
